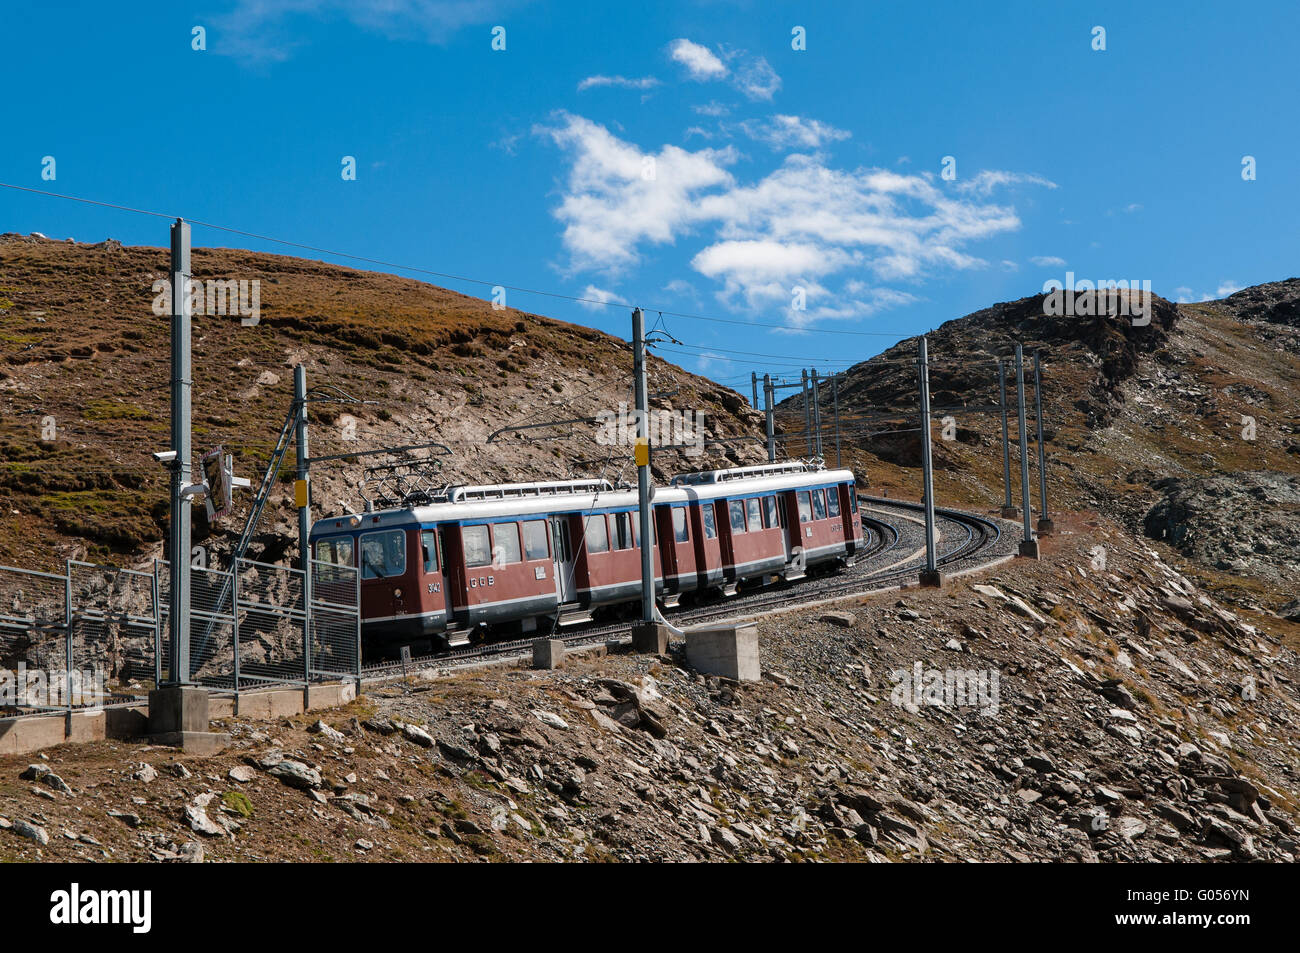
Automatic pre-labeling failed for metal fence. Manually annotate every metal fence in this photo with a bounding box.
[0,555,359,714]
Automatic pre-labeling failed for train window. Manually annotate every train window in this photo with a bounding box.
[701,505,717,539]
[745,498,763,533]
[632,515,656,547]
[763,496,779,529]
[849,485,858,513]
[729,500,747,533]
[827,487,841,518]
[797,491,812,523]
[463,525,492,568]
[672,507,689,543]
[360,530,406,580]
[812,489,827,520]
[421,531,438,573]
[492,523,522,565]
[315,537,354,582]
[584,514,609,554]
[523,520,550,560]
[613,512,634,550]
[315,537,354,567]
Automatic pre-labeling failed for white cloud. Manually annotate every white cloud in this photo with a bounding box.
[536,112,737,273]
[578,74,661,92]
[740,115,850,150]
[692,101,729,117]
[667,40,781,101]
[542,115,1049,324]
[663,278,698,299]
[212,0,530,62]
[1030,255,1066,267]
[1216,280,1243,297]
[729,51,781,100]
[578,285,629,311]
[956,170,1058,196]
[1124,203,1143,213]
[668,39,728,79]
[1001,260,1020,272]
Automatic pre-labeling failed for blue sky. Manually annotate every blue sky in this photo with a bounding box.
[3,0,1296,394]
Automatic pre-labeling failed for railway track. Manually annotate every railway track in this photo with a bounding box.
[359,497,1014,681]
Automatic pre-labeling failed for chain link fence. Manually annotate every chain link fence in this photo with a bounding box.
[1,554,358,714]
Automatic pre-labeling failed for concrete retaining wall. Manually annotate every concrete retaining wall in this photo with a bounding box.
[0,679,359,757]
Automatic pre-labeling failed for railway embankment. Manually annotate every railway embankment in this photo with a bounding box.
[2,512,1296,862]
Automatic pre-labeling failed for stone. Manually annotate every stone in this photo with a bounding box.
[267,760,322,790]
[107,811,141,828]
[533,710,570,731]
[175,841,205,863]
[11,819,49,846]
[185,802,225,838]
[819,611,856,628]
[228,765,255,784]
[309,720,346,742]
[133,763,158,784]
[401,724,436,748]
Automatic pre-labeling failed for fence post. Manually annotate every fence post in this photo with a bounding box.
[64,559,73,712]
[152,562,162,688]
[231,562,240,694]
[353,566,362,694]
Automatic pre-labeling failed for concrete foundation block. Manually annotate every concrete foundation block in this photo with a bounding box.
[209,696,236,719]
[1036,517,1056,536]
[1000,506,1020,519]
[686,623,760,682]
[918,569,944,588]
[1018,538,1041,559]
[630,622,671,655]
[148,685,210,735]
[532,638,565,669]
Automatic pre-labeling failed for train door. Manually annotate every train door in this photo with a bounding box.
[419,529,447,616]
[550,516,577,603]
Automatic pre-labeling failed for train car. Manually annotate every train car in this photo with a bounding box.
[309,463,864,654]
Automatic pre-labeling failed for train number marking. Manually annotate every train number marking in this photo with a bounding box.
[426,583,441,594]
[534,566,546,580]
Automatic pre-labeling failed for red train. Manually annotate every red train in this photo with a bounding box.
[310,462,863,652]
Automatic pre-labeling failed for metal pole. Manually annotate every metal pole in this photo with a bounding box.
[295,364,312,685]
[152,563,162,688]
[832,372,841,469]
[918,338,940,586]
[751,371,758,409]
[64,559,73,712]
[167,218,192,685]
[1033,350,1053,534]
[231,564,240,693]
[811,368,823,459]
[1014,343,1036,555]
[800,369,810,456]
[633,308,654,624]
[998,360,1015,517]
[763,373,775,463]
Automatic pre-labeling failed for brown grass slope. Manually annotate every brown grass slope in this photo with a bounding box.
[0,234,764,570]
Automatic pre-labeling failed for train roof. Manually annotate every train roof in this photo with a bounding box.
[310,466,856,535]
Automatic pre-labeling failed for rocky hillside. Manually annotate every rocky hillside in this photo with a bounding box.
[2,517,1296,862]
[0,234,765,570]
[785,282,1300,614]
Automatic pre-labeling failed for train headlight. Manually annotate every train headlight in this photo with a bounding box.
[393,588,403,599]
